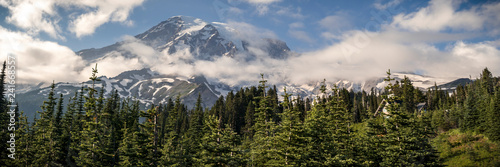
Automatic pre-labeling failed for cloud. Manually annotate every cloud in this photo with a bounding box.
[0,26,86,84]
[390,0,500,32]
[318,13,352,40]
[288,30,313,43]
[275,6,305,19]
[284,30,500,84]
[374,0,402,10]
[0,0,145,38]
[289,22,304,29]
[0,0,62,39]
[244,0,282,5]
[243,0,282,15]
[319,14,351,31]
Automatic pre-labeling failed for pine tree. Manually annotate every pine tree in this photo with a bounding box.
[94,90,123,166]
[379,70,439,166]
[118,113,141,166]
[32,82,57,166]
[52,94,66,166]
[69,88,86,166]
[187,93,205,164]
[325,86,356,166]
[140,106,161,166]
[0,61,9,166]
[273,87,307,166]
[486,87,500,141]
[249,74,278,166]
[161,95,186,166]
[199,114,242,166]
[461,86,479,131]
[77,64,106,166]
[11,111,33,167]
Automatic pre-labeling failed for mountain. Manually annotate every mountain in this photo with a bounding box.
[18,16,467,121]
[77,16,290,63]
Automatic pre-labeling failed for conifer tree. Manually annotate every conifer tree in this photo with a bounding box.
[118,110,141,166]
[12,111,33,167]
[77,64,105,166]
[187,93,205,163]
[32,82,57,166]
[0,61,9,166]
[140,106,161,166]
[199,115,242,166]
[249,74,278,166]
[161,95,185,166]
[461,86,479,131]
[52,94,66,165]
[274,87,307,166]
[487,87,500,141]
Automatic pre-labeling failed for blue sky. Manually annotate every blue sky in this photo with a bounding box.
[0,0,499,84]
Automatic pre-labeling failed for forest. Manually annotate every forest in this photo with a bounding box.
[0,62,499,167]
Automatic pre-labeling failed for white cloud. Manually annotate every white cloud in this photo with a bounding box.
[244,0,281,5]
[0,0,62,39]
[391,0,498,32]
[0,26,85,83]
[319,14,351,31]
[283,29,500,84]
[289,22,304,29]
[0,0,145,38]
[243,0,282,15]
[276,6,304,19]
[288,30,313,43]
[318,13,352,40]
[68,0,145,38]
[374,0,402,10]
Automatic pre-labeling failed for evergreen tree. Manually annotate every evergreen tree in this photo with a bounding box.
[32,82,57,166]
[249,74,278,166]
[486,87,500,141]
[52,94,66,166]
[199,115,242,166]
[461,86,479,131]
[11,111,33,167]
[187,93,205,164]
[140,106,161,166]
[273,87,307,166]
[77,64,106,166]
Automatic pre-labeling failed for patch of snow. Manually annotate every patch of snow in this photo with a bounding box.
[212,22,244,50]
[188,88,196,94]
[204,82,217,96]
[151,78,175,84]
[179,17,207,36]
[176,76,191,83]
[113,85,123,92]
[120,79,132,87]
[132,74,145,80]
[100,78,114,95]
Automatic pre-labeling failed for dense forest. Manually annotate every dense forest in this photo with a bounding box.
[0,62,499,167]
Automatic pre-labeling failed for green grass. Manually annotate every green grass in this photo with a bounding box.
[432,129,500,167]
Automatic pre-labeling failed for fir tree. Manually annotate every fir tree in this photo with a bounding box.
[32,82,57,166]
[486,87,500,141]
[199,115,242,166]
[77,64,106,166]
[273,87,307,166]
[249,74,278,166]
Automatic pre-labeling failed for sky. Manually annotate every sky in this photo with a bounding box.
[0,0,499,85]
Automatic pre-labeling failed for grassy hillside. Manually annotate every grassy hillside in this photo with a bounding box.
[432,129,500,166]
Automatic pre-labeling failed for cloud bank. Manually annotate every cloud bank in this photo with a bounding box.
[0,0,144,38]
